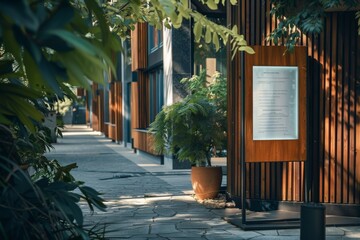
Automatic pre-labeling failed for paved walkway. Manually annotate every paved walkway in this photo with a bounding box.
[46,125,360,240]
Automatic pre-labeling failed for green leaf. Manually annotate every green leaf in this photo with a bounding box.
[213,32,220,51]
[231,47,238,60]
[0,113,12,125]
[46,30,97,56]
[238,46,255,54]
[84,0,110,44]
[173,14,183,28]
[58,50,109,85]
[205,27,212,43]
[181,0,189,9]
[230,0,237,5]
[47,29,115,74]
[194,21,202,42]
[23,51,47,89]
[3,29,23,67]
[39,1,74,33]
[0,0,39,31]
[232,25,238,34]
[206,0,218,10]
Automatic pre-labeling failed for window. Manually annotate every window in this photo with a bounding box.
[193,17,226,78]
[149,68,164,123]
[148,25,163,53]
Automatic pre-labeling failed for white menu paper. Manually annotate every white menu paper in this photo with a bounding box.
[252,66,299,140]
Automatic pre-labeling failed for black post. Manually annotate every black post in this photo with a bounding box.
[300,203,325,240]
[300,56,325,240]
[240,52,247,225]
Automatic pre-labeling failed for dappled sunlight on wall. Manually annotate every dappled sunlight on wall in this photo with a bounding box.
[227,1,360,206]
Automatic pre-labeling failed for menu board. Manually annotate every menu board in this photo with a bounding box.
[253,66,298,140]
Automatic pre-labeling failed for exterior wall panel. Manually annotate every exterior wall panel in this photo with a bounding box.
[131,23,147,71]
[228,0,360,206]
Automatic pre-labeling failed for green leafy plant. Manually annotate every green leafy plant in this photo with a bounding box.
[104,0,254,56]
[268,0,360,51]
[0,124,107,240]
[149,71,227,166]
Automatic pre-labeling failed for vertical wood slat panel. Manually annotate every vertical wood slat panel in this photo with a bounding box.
[228,1,360,204]
[131,82,139,142]
[336,15,349,203]
[227,1,243,200]
[282,163,287,200]
[323,14,331,203]
[261,164,266,199]
[348,15,355,204]
[265,163,271,199]
[247,164,252,198]
[115,82,123,142]
[356,27,360,204]
[319,27,325,203]
[329,13,337,203]
[136,72,149,129]
[99,90,105,133]
[92,84,99,131]
[85,92,90,125]
[335,13,343,203]
[342,13,349,204]
[131,23,147,71]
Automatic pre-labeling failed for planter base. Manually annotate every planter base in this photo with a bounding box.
[191,166,222,200]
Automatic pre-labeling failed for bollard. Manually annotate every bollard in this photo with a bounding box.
[300,203,325,240]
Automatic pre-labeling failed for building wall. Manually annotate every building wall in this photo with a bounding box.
[130,21,193,165]
[227,0,360,209]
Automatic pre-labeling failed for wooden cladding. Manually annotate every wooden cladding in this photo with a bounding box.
[91,84,100,131]
[107,82,123,142]
[131,23,147,71]
[244,46,307,162]
[228,1,360,204]
[317,12,360,204]
[131,81,140,132]
[133,130,159,156]
[130,81,159,155]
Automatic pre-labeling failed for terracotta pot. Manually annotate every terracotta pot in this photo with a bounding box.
[191,166,222,200]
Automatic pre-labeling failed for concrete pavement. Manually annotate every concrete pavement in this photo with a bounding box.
[45,125,360,239]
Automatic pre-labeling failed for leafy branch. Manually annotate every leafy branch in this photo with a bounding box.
[268,0,360,50]
[103,0,254,56]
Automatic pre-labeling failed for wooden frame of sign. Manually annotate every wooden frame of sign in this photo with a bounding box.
[244,46,307,163]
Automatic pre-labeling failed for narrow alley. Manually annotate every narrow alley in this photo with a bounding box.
[45,126,360,240]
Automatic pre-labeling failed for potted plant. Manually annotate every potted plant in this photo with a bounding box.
[149,70,227,200]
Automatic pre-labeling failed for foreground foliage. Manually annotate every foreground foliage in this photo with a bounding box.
[0,0,252,239]
[0,124,107,239]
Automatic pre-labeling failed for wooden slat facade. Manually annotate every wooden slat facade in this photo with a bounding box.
[107,81,123,142]
[130,73,160,155]
[114,82,123,142]
[131,82,140,138]
[131,23,147,71]
[129,22,161,156]
[91,83,100,131]
[227,1,360,207]
[86,23,157,155]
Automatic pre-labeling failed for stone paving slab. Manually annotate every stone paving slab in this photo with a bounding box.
[45,126,360,240]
